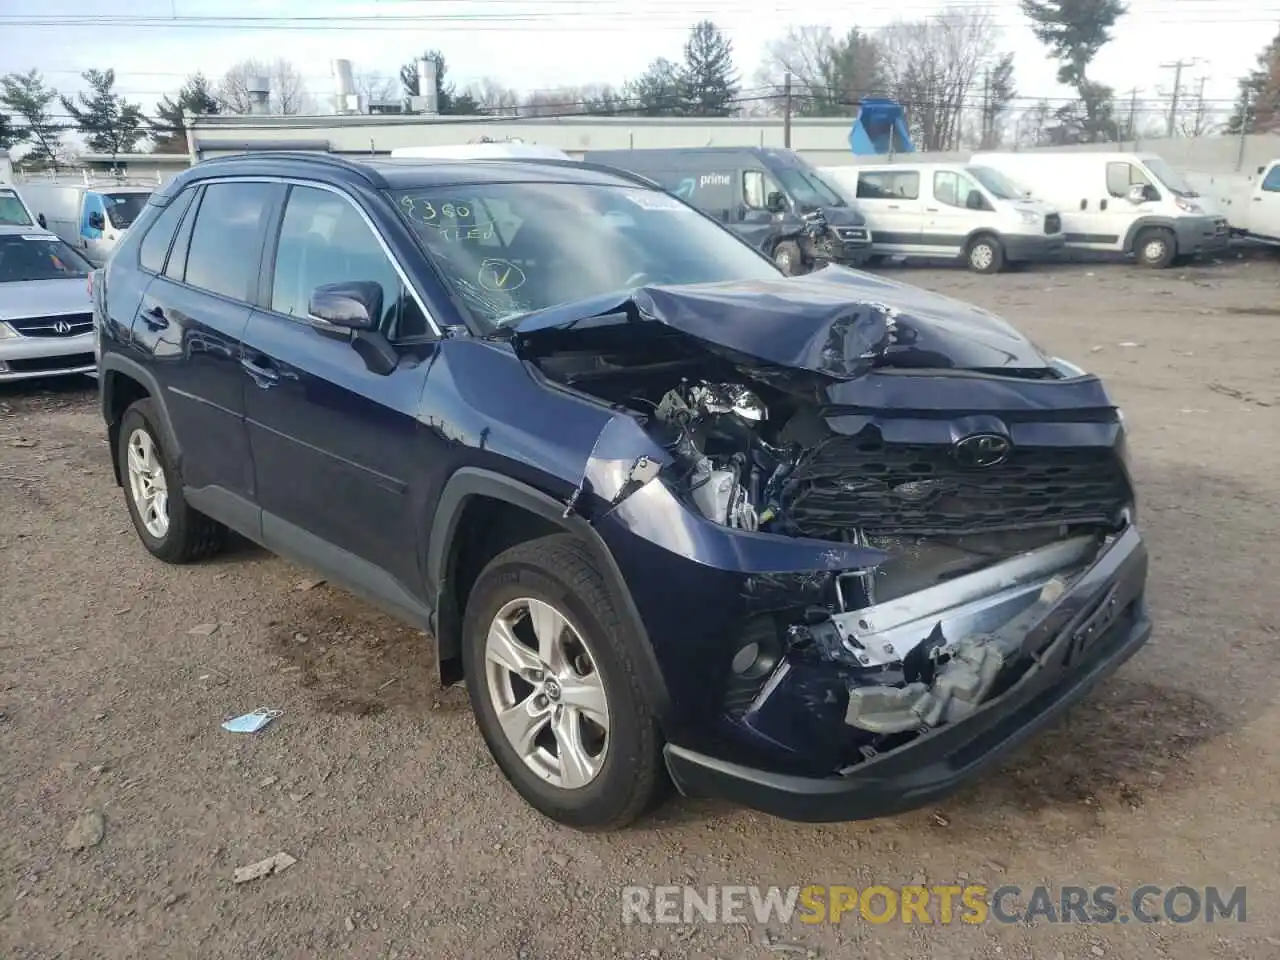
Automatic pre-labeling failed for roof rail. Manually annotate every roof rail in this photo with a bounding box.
[489,156,663,190]
[197,151,385,187]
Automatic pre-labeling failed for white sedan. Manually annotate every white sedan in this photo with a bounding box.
[0,226,97,383]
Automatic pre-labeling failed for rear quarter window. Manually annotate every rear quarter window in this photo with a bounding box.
[856,171,919,201]
[182,181,276,301]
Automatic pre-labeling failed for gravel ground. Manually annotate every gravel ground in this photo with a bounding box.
[3,255,1280,960]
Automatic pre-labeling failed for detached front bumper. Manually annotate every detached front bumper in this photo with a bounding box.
[1003,231,1066,262]
[1174,215,1231,256]
[0,330,97,382]
[663,525,1150,823]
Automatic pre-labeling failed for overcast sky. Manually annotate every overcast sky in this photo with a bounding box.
[1,0,1275,122]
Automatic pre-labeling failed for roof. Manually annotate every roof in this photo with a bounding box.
[160,151,655,197]
[0,225,59,237]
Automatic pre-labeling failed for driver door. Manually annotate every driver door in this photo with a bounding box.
[240,182,434,588]
[739,168,786,251]
[80,191,111,265]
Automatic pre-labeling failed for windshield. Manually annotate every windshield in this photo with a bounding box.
[391,182,780,330]
[1143,157,1196,197]
[775,167,846,209]
[0,190,34,226]
[103,192,149,229]
[0,233,93,282]
[965,166,1026,201]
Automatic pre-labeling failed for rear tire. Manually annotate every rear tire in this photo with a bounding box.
[118,399,226,564]
[1135,227,1176,268]
[773,240,803,276]
[461,533,665,830]
[966,234,1006,274]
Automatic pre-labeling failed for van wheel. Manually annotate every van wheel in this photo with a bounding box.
[462,534,665,830]
[966,234,1005,274]
[773,241,803,275]
[862,254,886,268]
[1135,228,1176,268]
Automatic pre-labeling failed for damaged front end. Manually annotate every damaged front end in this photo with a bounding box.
[514,267,1150,818]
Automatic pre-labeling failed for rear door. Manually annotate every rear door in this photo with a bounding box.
[130,179,277,508]
[241,182,435,588]
[854,170,924,254]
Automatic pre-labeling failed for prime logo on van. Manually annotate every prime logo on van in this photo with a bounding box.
[698,173,732,188]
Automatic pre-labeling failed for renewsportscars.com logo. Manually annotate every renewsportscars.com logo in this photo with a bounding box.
[621,884,1247,926]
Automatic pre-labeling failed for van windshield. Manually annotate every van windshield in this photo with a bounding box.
[965,166,1025,201]
[775,167,846,210]
[104,192,149,229]
[1143,157,1197,197]
[391,181,779,331]
[0,190,34,226]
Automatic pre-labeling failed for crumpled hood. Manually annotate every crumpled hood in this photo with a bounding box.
[512,265,1052,380]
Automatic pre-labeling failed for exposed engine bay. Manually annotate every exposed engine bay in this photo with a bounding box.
[515,269,1135,749]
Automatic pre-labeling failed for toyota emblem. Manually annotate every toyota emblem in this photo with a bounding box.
[953,433,1011,468]
[53,320,72,335]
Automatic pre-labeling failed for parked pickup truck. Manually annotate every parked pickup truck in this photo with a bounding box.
[1186,160,1280,245]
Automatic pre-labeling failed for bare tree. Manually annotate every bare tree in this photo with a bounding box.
[468,77,520,115]
[1014,99,1053,147]
[1177,79,1219,137]
[354,71,399,106]
[977,53,1017,148]
[879,8,1002,152]
[521,84,626,117]
[755,25,886,116]
[218,59,310,115]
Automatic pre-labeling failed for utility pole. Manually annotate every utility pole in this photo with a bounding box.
[1160,58,1198,138]
[1126,86,1141,149]
[981,67,992,148]
[1191,76,1209,136]
[1237,87,1251,171]
[783,71,792,148]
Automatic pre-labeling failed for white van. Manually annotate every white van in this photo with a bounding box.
[969,151,1230,268]
[1186,159,1280,246]
[819,162,1064,273]
[19,182,153,266]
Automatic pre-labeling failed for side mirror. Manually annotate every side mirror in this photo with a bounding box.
[308,280,382,330]
[87,211,105,230]
[766,191,787,213]
[966,190,985,210]
[1126,184,1148,204]
[37,213,47,229]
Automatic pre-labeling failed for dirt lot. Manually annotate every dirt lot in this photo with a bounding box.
[3,255,1280,960]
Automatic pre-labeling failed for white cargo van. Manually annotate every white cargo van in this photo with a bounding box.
[18,182,154,266]
[1185,159,1280,245]
[819,162,1065,273]
[969,151,1229,268]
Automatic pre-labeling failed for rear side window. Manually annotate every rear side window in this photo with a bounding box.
[183,181,275,301]
[856,171,919,201]
[1262,166,1280,193]
[138,189,194,273]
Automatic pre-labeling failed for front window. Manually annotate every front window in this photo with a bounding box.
[1142,157,1196,197]
[773,167,846,209]
[0,233,93,282]
[743,169,784,210]
[966,166,1024,201]
[103,192,149,229]
[391,182,779,331]
[0,190,34,227]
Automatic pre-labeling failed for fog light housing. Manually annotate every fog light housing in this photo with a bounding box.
[723,617,786,716]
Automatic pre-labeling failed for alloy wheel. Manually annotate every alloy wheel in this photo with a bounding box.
[126,428,169,538]
[483,597,610,790]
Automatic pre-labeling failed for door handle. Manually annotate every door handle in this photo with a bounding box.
[887,204,901,210]
[142,305,168,330]
[240,355,280,387]
[925,207,939,212]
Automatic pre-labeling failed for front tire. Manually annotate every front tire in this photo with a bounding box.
[1135,227,1176,269]
[461,534,665,830]
[966,234,1006,273]
[118,399,226,564]
[773,240,803,276]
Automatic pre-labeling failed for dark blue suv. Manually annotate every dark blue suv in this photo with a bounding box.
[94,152,1151,830]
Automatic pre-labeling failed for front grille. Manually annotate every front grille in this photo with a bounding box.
[1044,214,1061,235]
[783,435,1130,537]
[6,353,96,373]
[8,313,93,338]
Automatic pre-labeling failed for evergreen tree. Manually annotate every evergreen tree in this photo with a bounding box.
[0,70,63,168]
[680,20,739,116]
[59,69,145,158]
[626,58,685,116]
[152,73,219,153]
[1021,0,1127,141]
[0,111,16,151]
